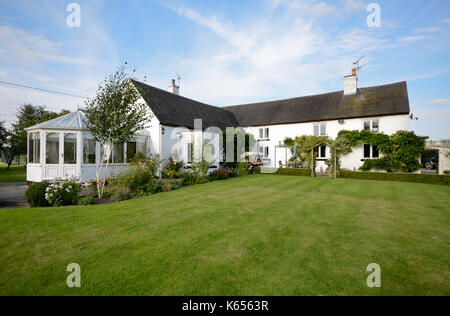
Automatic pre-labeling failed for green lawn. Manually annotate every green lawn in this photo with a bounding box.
[0,175,449,296]
[0,164,26,183]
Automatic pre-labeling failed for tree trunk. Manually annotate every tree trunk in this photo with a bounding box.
[101,143,112,198]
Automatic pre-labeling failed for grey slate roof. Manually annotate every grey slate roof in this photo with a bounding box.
[224,81,410,127]
[134,80,410,129]
[131,80,239,130]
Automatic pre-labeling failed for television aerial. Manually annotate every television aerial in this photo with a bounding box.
[353,56,366,72]
[410,113,419,121]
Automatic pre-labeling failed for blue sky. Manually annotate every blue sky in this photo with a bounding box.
[0,0,449,140]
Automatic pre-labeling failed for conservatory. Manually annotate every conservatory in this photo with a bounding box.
[26,110,150,183]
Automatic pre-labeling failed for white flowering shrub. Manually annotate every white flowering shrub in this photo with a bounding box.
[45,177,81,207]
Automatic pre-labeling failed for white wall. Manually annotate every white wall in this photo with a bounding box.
[242,114,410,172]
[159,125,221,169]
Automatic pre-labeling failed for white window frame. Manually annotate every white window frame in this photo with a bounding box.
[259,146,269,159]
[314,123,326,136]
[318,145,327,158]
[364,119,380,132]
[363,144,380,159]
[187,142,193,164]
[258,128,270,139]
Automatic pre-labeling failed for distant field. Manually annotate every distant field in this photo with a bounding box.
[0,164,26,183]
[0,175,449,295]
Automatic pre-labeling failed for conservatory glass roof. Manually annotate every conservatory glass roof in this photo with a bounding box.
[26,110,88,131]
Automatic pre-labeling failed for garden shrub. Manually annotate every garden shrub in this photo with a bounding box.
[111,186,132,202]
[209,169,230,181]
[182,172,199,186]
[45,177,81,207]
[339,170,450,186]
[276,168,312,177]
[26,181,50,208]
[79,195,96,206]
[206,173,218,182]
[112,155,162,193]
[231,169,240,177]
[444,170,450,175]
[162,157,183,179]
[191,160,212,182]
[237,162,250,176]
[148,180,164,194]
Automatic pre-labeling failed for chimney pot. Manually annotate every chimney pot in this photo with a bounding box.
[168,79,180,95]
[344,69,358,95]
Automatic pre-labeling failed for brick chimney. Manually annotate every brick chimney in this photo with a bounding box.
[344,68,358,95]
[168,79,179,95]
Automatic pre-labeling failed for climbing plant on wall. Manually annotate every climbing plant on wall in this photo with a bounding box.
[335,130,428,173]
[285,130,428,175]
[284,135,331,170]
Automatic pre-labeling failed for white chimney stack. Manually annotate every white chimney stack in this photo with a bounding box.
[168,79,179,95]
[344,68,358,95]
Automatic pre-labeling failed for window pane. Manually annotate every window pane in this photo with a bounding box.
[137,137,148,158]
[36,134,40,163]
[372,145,379,158]
[265,147,269,158]
[364,144,371,158]
[320,145,326,158]
[364,121,371,131]
[64,134,77,164]
[83,138,96,164]
[46,133,59,164]
[29,134,34,163]
[320,124,326,136]
[113,143,124,163]
[127,142,137,163]
[265,128,269,139]
[313,125,319,136]
[187,143,193,163]
[259,129,264,139]
[372,120,379,132]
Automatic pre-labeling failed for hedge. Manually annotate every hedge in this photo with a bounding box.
[339,170,450,186]
[276,168,312,177]
[25,181,50,208]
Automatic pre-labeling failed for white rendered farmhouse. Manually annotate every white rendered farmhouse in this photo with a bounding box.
[26,69,411,182]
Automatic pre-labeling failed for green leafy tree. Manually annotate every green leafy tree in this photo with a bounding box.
[10,104,69,157]
[85,66,151,198]
[0,121,6,152]
[1,133,21,169]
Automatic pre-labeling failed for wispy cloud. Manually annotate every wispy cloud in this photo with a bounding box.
[415,27,440,33]
[160,2,393,105]
[399,35,429,42]
[425,99,450,105]
[344,0,366,12]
